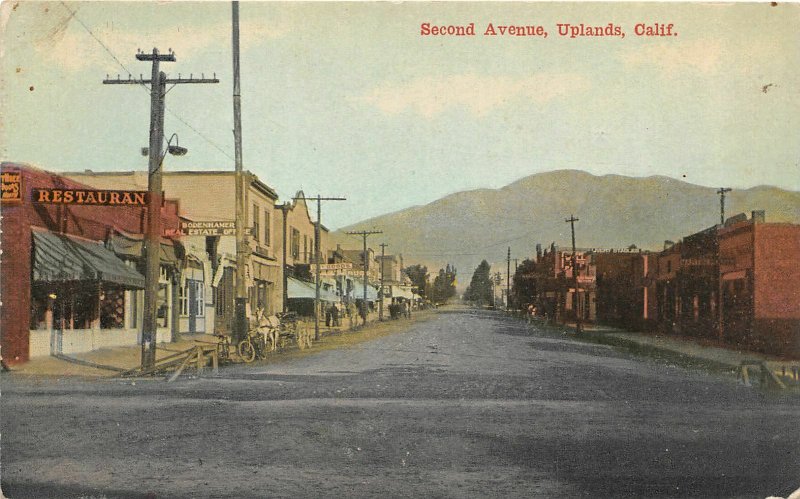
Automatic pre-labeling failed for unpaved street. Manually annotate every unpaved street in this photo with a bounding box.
[2,308,799,498]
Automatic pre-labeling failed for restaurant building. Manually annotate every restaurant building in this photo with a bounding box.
[1,163,181,364]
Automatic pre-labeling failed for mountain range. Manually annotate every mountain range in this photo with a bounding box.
[334,170,800,282]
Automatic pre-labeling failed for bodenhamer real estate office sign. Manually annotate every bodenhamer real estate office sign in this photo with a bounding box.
[165,221,236,237]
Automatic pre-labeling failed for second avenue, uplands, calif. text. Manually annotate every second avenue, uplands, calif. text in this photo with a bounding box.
[419,22,677,38]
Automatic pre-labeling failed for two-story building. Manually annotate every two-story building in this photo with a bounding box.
[277,192,338,316]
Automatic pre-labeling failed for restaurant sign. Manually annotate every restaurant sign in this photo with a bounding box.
[1,168,22,203]
[165,221,236,237]
[32,188,148,206]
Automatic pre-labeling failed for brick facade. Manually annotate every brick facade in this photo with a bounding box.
[0,163,180,364]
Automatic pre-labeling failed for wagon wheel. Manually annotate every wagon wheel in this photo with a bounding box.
[238,338,255,363]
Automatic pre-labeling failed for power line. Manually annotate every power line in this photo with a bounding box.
[60,2,132,77]
[61,2,234,162]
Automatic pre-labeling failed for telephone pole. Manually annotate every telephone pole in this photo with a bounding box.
[232,1,248,344]
[379,243,389,321]
[715,187,731,341]
[717,187,732,225]
[294,195,346,340]
[104,49,218,369]
[506,247,511,311]
[346,230,382,324]
[565,215,582,334]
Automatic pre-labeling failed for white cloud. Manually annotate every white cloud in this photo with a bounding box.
[355,73,591,118]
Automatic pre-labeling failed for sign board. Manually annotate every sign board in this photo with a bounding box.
[317,263,353,271]
[32,188,148,206]
[167,221,236,237]
[1,168,22,203]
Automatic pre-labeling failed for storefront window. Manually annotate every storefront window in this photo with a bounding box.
[196,283,205,317]
[99,285,125,329]
[179,283,188,316]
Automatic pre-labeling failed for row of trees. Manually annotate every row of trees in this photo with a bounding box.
[464,258,538,308]
[403,263,458,304]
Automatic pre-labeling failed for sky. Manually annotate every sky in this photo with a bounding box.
[2,1,799,229]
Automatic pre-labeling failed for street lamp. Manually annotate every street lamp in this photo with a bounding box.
[141,133,187,161]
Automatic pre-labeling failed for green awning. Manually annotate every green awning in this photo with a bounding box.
[108,230,181,266]
[32,229,145,289]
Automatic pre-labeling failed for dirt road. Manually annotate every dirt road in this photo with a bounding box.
[2,308,799,498]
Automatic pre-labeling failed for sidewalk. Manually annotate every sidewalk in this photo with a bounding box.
[575,323,800,385]
[4,310,431,378]
[7,333,218,378]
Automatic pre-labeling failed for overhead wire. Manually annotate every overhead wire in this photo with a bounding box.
[60,2,235,162]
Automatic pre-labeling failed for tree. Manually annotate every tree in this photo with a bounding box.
[404,264,429,299]
[512,258,537,309]
[431,264,457,304]
[464,260,493,306]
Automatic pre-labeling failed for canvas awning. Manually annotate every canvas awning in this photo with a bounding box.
[287,277,339,302]
[108,230,181,266]
[32,229,145,289]
[352,279,379,301]
[393,287,415,299]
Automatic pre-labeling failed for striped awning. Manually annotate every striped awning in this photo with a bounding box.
[32,229,145,289]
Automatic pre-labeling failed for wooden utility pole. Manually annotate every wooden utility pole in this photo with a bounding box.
[715,187,730,341]
[294,195,346,340]
[565,215,582,334]
[232,1,248,344]
[717,187,732,225]
[104,49,218,369]
[346,230,382,324]
[506,247,511,311]
[379,243,389,321]
[281,202,289,312]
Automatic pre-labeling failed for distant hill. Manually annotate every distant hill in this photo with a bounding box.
[334,170,800,284]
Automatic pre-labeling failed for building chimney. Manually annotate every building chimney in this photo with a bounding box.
[751,210,765,223]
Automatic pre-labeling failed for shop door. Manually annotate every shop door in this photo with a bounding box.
[215,268,235,334]
[188,281,198,334]
[187,280,206,334]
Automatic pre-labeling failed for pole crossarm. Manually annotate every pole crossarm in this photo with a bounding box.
[136,52,176,62]
[346,230,384,236]
[103,77,220,85]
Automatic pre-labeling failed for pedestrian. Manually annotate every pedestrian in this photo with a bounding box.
[347,300,356,330]
[332,303,340,327]
[527,303,535,325]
